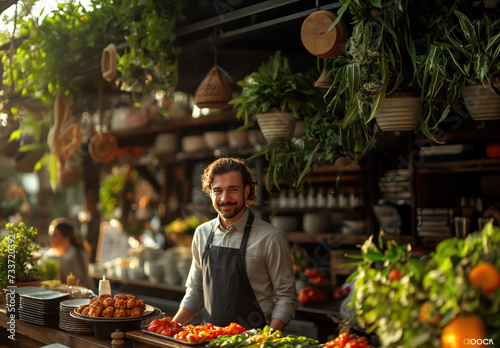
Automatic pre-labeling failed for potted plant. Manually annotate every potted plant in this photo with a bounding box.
[164,215,209,247]
[324,1,489,142]
[251,109,378,192]
[229,51,320,141]
[325,0,421,132]
[0,222,43,297]
[446,10,500,121]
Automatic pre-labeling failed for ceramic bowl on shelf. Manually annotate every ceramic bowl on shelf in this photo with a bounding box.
[271,216,299,232]
[203,131,228,149]
[154,133,178,155]
[181,135,206,153]
[227,129,249,148]
[302,213,330,234]
[342,220,366,235]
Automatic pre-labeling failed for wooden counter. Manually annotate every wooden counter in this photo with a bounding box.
[0,307,111,348]
[0,307,179,348]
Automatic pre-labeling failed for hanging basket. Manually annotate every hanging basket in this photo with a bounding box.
[461,82,500,121]
[101,43,118,82]
[194,65,233,109]
[375,93,423,131]
[255,112,297,141]
[301,11,348,59]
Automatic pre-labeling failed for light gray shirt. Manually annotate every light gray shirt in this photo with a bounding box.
[179,209,298,325]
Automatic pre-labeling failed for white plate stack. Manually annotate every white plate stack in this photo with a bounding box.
[378,169,411,202]
[59,299,94,334]
[18,290,70,326]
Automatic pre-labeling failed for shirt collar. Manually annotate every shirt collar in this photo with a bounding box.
[216,208,249,233]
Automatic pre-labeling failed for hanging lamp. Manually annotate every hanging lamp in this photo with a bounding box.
[314,67,334,88]
[194,29,233,109]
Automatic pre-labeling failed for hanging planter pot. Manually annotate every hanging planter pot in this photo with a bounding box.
[255,112,297,141]
[194,65,233,109]
[461,81,500,121]
[375,93,423,131]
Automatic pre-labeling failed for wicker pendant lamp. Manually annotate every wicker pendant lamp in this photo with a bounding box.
[194,29,233,109]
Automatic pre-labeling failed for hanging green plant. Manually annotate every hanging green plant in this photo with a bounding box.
[250,109,378,192]
[2,0,187,107]
[113,0,187,96]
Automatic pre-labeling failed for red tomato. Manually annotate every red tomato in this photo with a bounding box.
[356,337,367,348]
[388,268,403,282]
[345,341,360,348]
[186,333,198,343]
[334,333,355,346]
[174,330,190,340]
[486,143,500,158]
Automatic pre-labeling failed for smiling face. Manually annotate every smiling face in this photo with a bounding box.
[210,171,250,227]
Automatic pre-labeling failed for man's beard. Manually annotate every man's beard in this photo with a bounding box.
[214,199,245,219]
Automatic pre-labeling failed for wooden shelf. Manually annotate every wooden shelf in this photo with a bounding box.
[113,109,238,146]
[416,158,500,173]
[417,127,500,143]
[286,232,370,245]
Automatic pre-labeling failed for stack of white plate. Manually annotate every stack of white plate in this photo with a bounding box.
[59,299,94,334]
[18,290,70,326]
[5,286,42,317]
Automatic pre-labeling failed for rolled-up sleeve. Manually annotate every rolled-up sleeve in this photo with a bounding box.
[266,233,299,324]
[178,229,205,314]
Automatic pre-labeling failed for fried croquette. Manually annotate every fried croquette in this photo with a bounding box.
[131,307,145,316]
[82,307,91,316]
[114,294,127,301]
[89,307,103,317]
[98,294,111,301]
[81,294,146,318]
[114,299,127,310]
[101,307,115,318]
[103,297,115,308]
[126,298,139,309]
[77,304,89,313]
[113,309,127,318]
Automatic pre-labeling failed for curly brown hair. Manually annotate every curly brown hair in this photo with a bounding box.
[201,157,257,206]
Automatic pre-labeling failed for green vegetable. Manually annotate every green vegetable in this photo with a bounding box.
[209,326,319,348]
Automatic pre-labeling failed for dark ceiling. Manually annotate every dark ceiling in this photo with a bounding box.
[175,0,343,93]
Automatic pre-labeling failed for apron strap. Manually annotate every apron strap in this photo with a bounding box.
[239,211,254,250]
[205,222,216,252]
[205,210,254,252]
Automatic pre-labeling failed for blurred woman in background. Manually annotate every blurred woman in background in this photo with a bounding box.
[47,217,93,289]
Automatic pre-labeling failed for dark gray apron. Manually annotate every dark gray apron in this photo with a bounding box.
[202,211,266,329]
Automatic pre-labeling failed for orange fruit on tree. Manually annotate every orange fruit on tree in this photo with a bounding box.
[441,314,486,348]
[419,301,441,326]
[468,262,500,295]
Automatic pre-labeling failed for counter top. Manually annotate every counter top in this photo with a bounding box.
[89,273,343,317]
[0,307,111,348]
[0,307,186,348]
[125,330,190,348]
